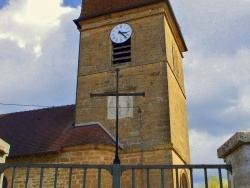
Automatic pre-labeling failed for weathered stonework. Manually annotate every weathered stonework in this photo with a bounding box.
[218,129,250,188]
[75,2,190,166]
[0,138,10,187]
[0,139,9,164]
[5,145,115,188]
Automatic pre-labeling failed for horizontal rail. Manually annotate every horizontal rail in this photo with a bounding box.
[0,163,232,174]
[121,164,232,173]
[0,163,113,174]
[0,163,232,188]
[90,92,145,97]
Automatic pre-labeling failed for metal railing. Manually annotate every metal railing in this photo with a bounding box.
[0,163,232,188]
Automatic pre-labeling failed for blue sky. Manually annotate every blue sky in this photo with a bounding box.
[0,0,8,8]
[63,0,82,8]
[0,0,250,173]
[0,0,81,8]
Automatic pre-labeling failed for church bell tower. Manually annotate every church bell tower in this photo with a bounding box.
[74,0,190,168]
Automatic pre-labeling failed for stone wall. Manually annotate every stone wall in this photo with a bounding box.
[75,1,190,165]
[218,129,250,188]
[73,2,190,187]
[76,63,170,152]
[121,148,189,187]
[5,145,114,188]
[3,145,188,188]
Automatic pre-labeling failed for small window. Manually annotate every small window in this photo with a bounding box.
[3,176,7,188]
[112,39,131,65]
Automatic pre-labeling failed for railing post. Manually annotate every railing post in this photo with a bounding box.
[218,129,250,188]
[0,138,10,188]
[112,164,121,188]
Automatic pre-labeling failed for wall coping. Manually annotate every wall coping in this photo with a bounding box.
[217,129,250,159]
[0,138,10,156]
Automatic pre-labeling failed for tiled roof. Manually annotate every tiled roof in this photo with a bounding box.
[0,105,116,157]
[80,0,164,19]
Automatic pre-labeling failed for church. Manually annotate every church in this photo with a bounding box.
[0,0,190,187]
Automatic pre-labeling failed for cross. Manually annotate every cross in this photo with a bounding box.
[90,68,145,164]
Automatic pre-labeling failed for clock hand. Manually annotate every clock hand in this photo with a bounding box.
[118,31,127,39]
[119,31,128,34]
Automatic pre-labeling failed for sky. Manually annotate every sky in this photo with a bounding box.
[0,0,250,170]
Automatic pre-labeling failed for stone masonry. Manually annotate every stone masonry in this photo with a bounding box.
[218,129,250,188]
[75,2,190,166]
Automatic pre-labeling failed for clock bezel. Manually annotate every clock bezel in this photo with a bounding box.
[110,23,132,44]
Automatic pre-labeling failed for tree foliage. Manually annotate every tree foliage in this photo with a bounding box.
[198,175,228,188]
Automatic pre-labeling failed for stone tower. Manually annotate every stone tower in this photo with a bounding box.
[74,0,190,169]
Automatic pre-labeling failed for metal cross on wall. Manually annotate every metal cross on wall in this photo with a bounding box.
[90,68,145,164]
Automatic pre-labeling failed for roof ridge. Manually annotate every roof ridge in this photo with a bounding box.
[0,104,75,116]
[75,122,124,149]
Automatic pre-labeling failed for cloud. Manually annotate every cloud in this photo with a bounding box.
[189,129,231,164]
[184,44,250,136]
[185,47,250,104]
[170,0,250,163]
[0,0,80,113]
[170,0,250,136]
[0,0,73,56]
[171,0,250,55]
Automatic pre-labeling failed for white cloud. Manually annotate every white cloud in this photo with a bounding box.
[184,47,250,104]
[184,46,250,138]
[189,129,231,164]
[171,0,250,55]
[0,0,80,113]
[224,86,250,117]
[170,0,250,163]
[0,0,72,57]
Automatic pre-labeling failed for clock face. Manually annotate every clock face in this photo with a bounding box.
[110,23,132,44]
[107,96,133,119]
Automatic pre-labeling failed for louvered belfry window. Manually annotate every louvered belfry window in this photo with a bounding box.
[112,39,131,65]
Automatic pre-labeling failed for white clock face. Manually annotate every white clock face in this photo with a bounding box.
[110,23,132,44]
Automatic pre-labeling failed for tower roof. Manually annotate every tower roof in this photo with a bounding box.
[80,0,164,20]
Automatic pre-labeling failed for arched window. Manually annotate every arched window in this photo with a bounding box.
[180,173,189,188]
[3,176,7,188]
